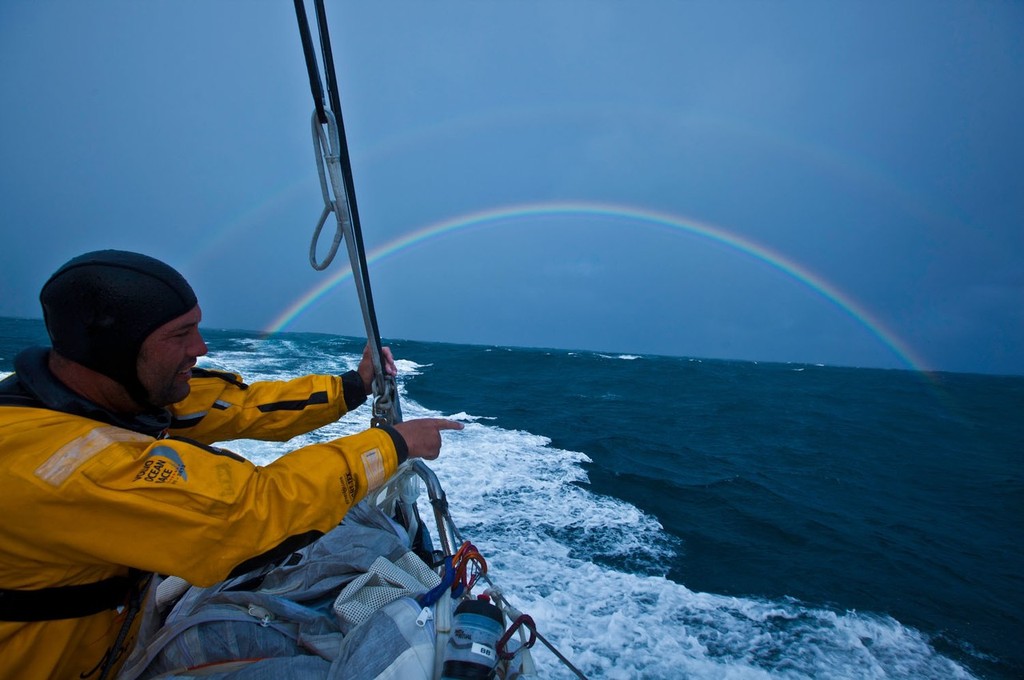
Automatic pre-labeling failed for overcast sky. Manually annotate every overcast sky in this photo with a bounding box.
[1,1,1021,376]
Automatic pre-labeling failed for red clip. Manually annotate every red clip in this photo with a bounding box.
[496,614,537,660]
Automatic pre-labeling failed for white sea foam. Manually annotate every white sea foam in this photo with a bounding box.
[394,358,426,375]
[186,345,982,679]
[448,411,496,422]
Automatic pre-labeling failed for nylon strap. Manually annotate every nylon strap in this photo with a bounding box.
[0,570,150,622]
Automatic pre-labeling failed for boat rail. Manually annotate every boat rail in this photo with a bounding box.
[370,460,588,679]
[369,459,458,558]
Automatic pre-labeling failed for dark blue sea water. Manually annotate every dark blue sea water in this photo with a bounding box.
[2,317,1021,679]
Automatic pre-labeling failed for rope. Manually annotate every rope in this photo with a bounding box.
[291,0,326,125]
[308,111,344,271]
[450,541,486,598]
[416,556,455,609]
[416,541,486,607]
[292,6,586,678]
[292,0,401,426]
[97,573,152,680]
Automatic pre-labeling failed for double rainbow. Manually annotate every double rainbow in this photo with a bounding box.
[262,201,928,373]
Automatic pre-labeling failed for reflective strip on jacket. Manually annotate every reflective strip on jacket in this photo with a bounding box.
[0,367,404,680]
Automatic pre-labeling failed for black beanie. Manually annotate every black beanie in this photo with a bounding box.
[40,250,198,401]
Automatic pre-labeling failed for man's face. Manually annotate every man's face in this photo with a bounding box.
[136,305,207,407]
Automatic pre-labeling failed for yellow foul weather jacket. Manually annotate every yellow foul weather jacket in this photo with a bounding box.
[0,347,408,680]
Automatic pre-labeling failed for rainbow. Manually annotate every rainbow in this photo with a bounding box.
[263,201,929,372]
[181,178,313,274]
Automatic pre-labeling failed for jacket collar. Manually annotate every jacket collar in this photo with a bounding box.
[9,347,171,437]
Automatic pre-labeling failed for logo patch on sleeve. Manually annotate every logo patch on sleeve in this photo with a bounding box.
[35,427,153,486]
[133,446,189,484]
[361,448,385,490]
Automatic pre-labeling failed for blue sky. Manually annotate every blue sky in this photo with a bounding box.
[1,1,1021,376]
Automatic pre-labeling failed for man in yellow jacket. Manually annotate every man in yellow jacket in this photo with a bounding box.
[0,250,463,679]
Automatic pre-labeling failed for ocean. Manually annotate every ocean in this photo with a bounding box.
[2,316,1021,679]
